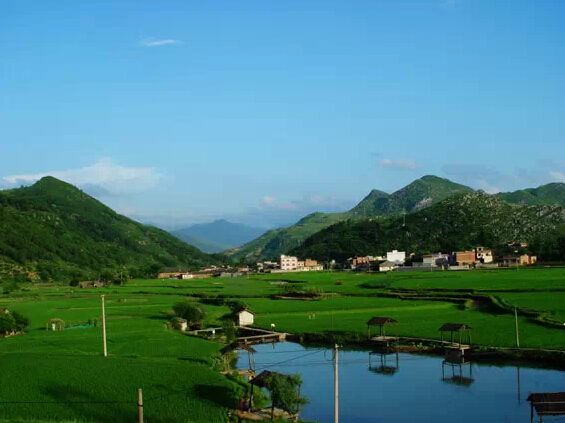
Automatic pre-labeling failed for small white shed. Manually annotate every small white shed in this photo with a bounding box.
[237,309,255,326]
[173,317,188,331]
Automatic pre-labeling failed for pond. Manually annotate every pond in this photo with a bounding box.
[237,342,565,423]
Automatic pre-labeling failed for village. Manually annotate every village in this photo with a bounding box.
[154,242,538,282]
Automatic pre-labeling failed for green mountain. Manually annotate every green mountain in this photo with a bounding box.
[229,176,475,261]
[349,175,473,217]
[171,219,266,253]
[0,177,222,281]
[496,183,565,206]
[291,192,565,262]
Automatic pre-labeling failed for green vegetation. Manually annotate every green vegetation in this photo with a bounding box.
[2,267,565,421]
[264,373,308,418]
[292,192,565,262]
[0,177,225,282]
[173,301,207,326]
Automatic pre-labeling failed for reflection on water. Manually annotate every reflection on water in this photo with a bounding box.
[368,350,399,376]
[237,342,565,423]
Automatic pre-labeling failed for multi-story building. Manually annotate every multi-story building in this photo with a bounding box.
[280,255,299,271]
[455,251,476,266]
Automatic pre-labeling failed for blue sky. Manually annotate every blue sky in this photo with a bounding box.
[1,0,564,229]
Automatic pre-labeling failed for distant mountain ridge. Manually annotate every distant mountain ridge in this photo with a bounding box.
[495,183,565,206]
[229,177,565,262]
[0,177,221,280]
[229,175,476,261]
[171,220,266,253]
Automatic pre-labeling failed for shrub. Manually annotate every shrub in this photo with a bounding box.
[172,301,206,325]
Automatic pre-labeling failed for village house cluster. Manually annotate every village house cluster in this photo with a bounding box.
[349,243,537,272]
[256,255,324,273]
[158,264,252,280]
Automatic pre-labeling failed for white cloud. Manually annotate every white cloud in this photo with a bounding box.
[139,38,183,47]
[262,196,276,206]
[3,158,162,195]
[379,158,418,170]
[550,171,565,183]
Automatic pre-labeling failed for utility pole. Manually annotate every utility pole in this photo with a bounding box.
[101,295,107,357]
[138,388,144,423]
[515,307,520,348]
[334,344,339,423]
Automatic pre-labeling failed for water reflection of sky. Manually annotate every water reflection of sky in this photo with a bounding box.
[237,342,565,423]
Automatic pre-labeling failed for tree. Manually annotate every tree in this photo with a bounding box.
[10,311,29,331]
[265,373,308,420]
[222,320,237,343]
[0,313,16,334]
[69,278,80,287]
[172,301,206,326]
[147,263,162,279]
[99,270,115,283]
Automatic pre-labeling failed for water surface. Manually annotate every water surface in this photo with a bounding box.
[237,342,564,423]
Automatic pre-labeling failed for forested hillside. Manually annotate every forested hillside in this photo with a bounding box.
[291,192,565,262]
[0,177,222,282]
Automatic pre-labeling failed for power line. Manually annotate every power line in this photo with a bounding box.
[255,349,324,371]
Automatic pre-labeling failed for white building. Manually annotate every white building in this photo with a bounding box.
[379,261,397,272]
[280,255,299,271]
[386,250,406,264]
[237,309,255,326]
[180,274,193,280]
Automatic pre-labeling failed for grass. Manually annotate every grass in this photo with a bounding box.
[0,294,236,422]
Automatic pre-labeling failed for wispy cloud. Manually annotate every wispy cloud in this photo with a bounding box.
[550,171,565,183]
[440,0,461,6]
[2,158,162,196]
[379,158,418,170]
[139,38,183,47]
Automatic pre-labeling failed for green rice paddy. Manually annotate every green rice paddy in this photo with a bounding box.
[1,267,565,421]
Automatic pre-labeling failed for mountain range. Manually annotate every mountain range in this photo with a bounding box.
[0,177,222,281]
[292,191,565,262]
[171,220,266,253]
[228,176,565,261]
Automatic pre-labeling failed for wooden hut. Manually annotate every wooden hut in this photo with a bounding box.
[439,323,471,348]
[366,317,398,342]
[527,392,565,423]
[172,317,188,331]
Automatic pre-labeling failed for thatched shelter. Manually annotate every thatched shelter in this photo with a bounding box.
[439,323,471,347]
[367,317,398,341]
[47,318,64,331]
